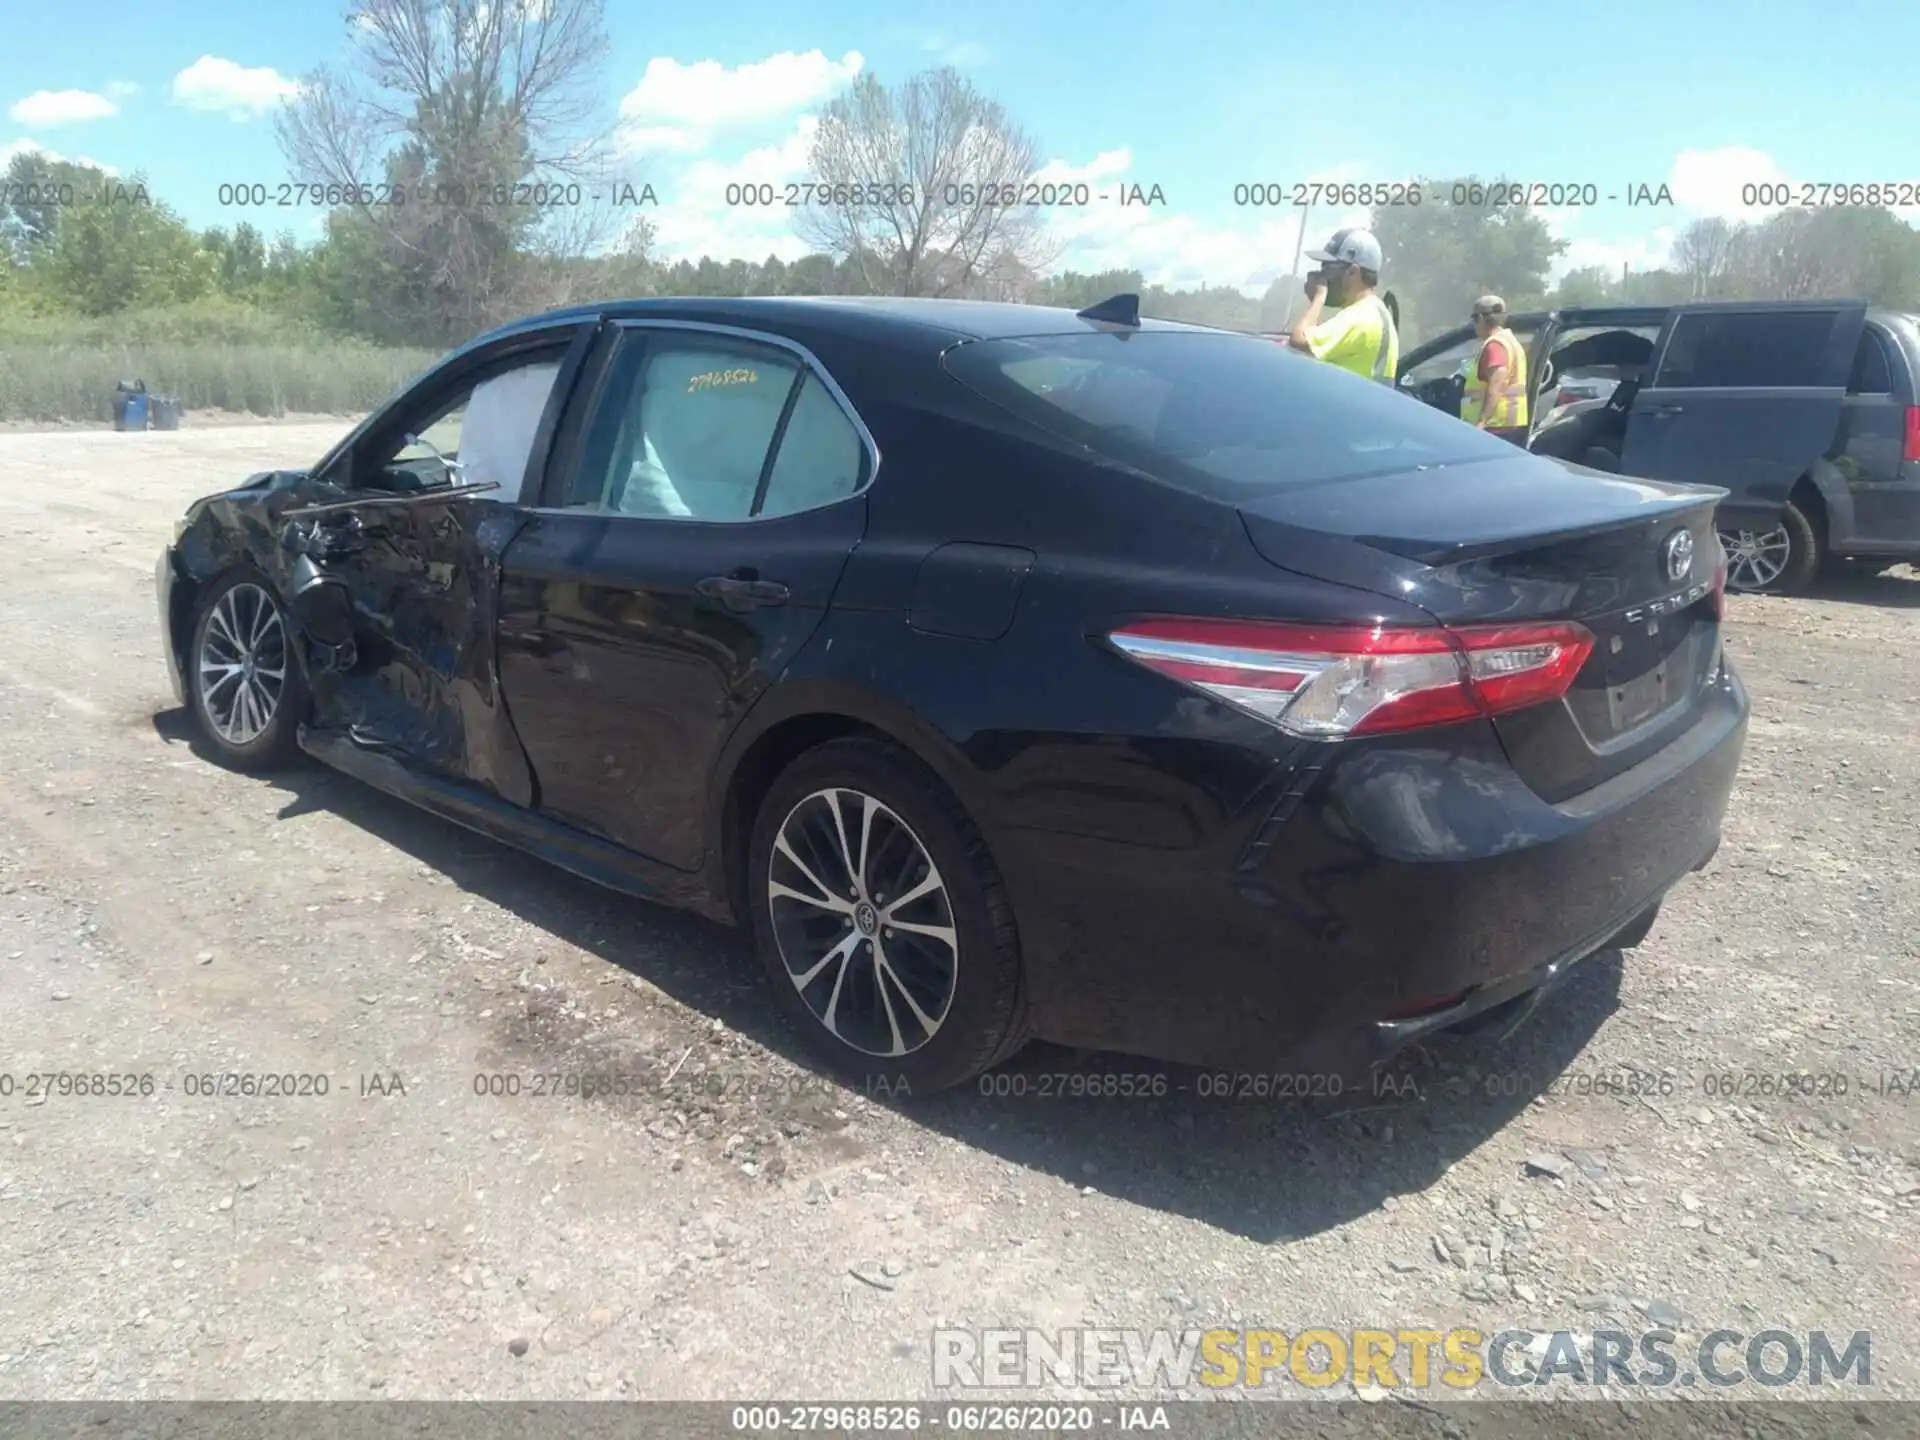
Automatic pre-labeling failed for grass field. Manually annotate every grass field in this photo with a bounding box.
[0,303,440,423]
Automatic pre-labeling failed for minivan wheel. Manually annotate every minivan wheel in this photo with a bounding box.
[188,569,306,770]
[747,738,1028,1094]
[1719,500,1819,595]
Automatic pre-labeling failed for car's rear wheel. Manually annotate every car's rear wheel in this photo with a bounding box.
[747,738,1028,1094]
[1719,500,1819,595]
[188,569,306,770]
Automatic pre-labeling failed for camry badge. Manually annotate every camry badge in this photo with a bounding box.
[1661,529,1694,584]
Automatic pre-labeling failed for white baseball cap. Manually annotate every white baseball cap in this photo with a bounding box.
[1306,228,1383,271]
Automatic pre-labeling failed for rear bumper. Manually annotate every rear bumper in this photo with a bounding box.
[1837,460,1920,554]
[1011,667,1749,1072]
[156,545,187,707]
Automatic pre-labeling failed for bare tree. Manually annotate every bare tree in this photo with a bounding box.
[1671,216,1739,299]
[796,68,1057,298]
[277,0,632,341]
[1724,211,1840,300]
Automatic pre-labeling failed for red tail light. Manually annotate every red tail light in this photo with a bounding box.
[1903,406,1920,463]
[1107,618,1595,738]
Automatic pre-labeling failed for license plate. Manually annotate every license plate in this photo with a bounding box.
[1608,663,1670,730]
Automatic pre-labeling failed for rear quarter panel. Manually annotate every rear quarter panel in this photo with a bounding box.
[742,373,1441,1048]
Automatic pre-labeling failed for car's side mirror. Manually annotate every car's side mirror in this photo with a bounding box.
[376,464,439,494]
[403,432,465,478]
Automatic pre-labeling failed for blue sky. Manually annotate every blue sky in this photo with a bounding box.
[6,0,1919,294]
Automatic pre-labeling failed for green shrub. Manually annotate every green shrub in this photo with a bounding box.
[0,297,324,348]
[0,339,440,422]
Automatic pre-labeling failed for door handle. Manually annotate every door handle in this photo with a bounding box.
[1642,403,1685,418]
[697,574,791,610]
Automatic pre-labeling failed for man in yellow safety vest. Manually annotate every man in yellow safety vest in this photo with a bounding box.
[1461,294,1530,444]
[1287,228,1399,384]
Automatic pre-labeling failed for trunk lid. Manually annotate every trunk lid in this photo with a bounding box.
[1237,456,1728,800]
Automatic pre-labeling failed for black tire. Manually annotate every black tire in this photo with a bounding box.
[186,568,307,771]
[746,737,1029,1095]
[1719,500,1819,596]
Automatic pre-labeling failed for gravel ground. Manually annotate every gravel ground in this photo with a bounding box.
[0,423,1916,1407]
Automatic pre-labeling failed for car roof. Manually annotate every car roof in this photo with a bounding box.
[461,295,1224,357]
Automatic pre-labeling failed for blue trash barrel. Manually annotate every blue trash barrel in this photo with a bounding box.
[113,379,150,431]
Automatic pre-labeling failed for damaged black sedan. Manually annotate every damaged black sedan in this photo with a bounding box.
[158,295,1748,1093]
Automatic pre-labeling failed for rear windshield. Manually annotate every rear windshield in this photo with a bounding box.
[942,330,1525,495]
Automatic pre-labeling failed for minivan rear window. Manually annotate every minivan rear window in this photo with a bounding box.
[942,330,1525,495]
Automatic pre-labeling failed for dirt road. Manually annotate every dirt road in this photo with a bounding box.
[1,423,1917,1403]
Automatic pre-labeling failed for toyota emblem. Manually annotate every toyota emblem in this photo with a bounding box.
[1661,529,1694,584]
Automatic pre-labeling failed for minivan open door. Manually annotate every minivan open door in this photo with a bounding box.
[1619,301,1868,528]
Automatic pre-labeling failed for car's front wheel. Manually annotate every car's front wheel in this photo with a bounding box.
[1719,500,1819,595]
[188,569,306,770]
[747,738,1028,1094]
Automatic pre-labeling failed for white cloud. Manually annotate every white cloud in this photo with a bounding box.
[1667,145,1794,220]
[647,126,1905,297]
[0,136,119,175]
[619,126,710,160]
[1538,144,1920,282]
[105,81,141,101]
[617,50,862,157]
[916,35,991,66]
[170,56,302,119]
[649,134,1374,295]
[9,89,119,128]
[1556,229,1678,280]
[1031,155,1369,294]
[1533,205,1676,281]
[647,117,821,265]
[617,46,1362,292]
[1661,144,1920,227]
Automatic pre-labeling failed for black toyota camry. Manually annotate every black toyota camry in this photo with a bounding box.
[156,294,1747,1093]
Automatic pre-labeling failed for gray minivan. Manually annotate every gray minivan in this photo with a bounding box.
[1397,301,1920,594]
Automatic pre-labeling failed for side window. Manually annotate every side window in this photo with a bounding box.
[451,360,562,503]
[758,374,867,519]
[381,395,469,489]
[1399,333,1480,387]
[395,402,466,464]
[568,334,801,519]
[1002,354,1171,443]
[1656,310,1840,389]
[567,332,867,521]
[1848,330,1892,395]
[369,351,563,498]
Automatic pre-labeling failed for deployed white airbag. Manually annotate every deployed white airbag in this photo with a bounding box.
[457,362,562,503]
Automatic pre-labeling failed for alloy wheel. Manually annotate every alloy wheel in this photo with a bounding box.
[765,787,959,1058]
[1718,525,1792,591]
[197,582,288,746]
